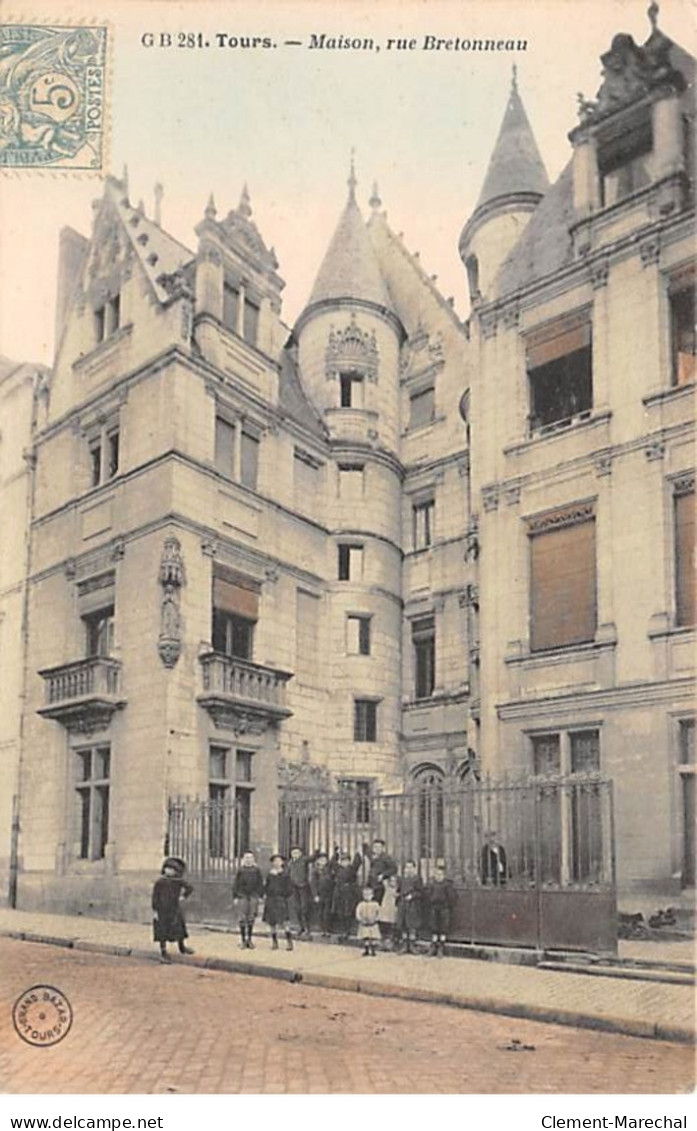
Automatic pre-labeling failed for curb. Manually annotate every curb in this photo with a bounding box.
[3,928,693,1045]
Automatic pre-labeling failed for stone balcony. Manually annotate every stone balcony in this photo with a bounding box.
[37,657,126,735]
[197,652,293,736]
[324,407,379,444]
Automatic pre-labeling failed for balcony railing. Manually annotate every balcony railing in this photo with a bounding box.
[38,657,125,733]
[198,652,293,734]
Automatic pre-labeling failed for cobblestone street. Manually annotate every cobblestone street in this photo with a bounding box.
[0,940,692,1094]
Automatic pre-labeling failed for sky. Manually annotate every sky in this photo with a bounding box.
[0,0,693,366]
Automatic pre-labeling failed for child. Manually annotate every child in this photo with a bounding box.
[424,862,455,957]
[331,851,361,940]
[288,845,313,939]
[232,849,264,949]
[310,851,335,937]
[355,885,381,957]
[378,873,399,949]
[263,853,294,951]
[152,856,194,964]
[396,859,423,954]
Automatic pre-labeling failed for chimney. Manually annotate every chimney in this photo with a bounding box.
[154,182,163,226]
[55,226,88,351]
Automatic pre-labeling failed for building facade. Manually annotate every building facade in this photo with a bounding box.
[2,13,694,917]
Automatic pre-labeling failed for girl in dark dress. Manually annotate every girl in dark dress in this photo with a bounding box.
[263,854,294,951]
[152,857,194,964]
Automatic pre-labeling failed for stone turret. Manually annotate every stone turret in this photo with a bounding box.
[459,69,549,303]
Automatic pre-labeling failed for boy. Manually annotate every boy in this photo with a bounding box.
[310,851,335,937]
[331,850,361,940]
[365,837,398,904]
[232,849,264,949]
[152,856,194,964]
[424,862,455,957]
[396,859,423,954]
[263,853,294,951]
[288,845,313,939]
[355,885,381,957]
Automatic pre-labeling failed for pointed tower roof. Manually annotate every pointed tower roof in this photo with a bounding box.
[301,162,395,323]
[476,71,549,211]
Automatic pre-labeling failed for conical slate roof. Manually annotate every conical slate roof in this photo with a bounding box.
[305,172,394,315]
[475,78,549,211]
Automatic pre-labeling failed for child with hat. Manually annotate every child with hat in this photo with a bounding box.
[263,853,294,951]
[152,857,194,964]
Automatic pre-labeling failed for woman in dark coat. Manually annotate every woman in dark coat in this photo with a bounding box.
[331,851,361,940]
[152,857,194,964]
[263,854,294,951]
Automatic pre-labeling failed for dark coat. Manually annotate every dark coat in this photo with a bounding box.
[288,854,312,889]
[396,874,423,932]
[331,855,361,919]
[425,877,456,909]
[152,875,193,943]
[310,864,335,902]
[233,865,264,898]
[263,870,292,926]
[367,851,398,902]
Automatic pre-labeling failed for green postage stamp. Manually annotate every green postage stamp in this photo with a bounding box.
[0,23,107,169]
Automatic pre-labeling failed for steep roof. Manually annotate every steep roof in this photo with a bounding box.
[278,347,327,439]
[104,178,194,303]
[303,175,395,316]
[494,160,575,298]
[475,80,549,212]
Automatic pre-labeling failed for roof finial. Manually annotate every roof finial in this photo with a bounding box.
[348,149,357,203]
[205,193,217,221]
[369,180,382,211]
[154,182,163,227]
[121,164,129,194]
[648,1,659,31]
[239,183,252,219]
[511,64,518,93]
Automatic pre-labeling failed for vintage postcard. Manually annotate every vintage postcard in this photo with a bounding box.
[0,0,694,1118]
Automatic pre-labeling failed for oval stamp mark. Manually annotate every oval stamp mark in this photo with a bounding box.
[12,984,73,1047]
[0,24,107,170]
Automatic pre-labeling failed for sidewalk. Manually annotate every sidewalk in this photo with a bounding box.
[1,907,693,1044]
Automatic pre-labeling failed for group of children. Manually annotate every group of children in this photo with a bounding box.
[152,842,457,963]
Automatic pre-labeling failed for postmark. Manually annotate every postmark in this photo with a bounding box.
[0,24,107,170]
[12,983,73,1047]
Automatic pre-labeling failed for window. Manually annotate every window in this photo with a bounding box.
[337,778,372,824]
[570,730,600,774]
[354,699,377,742]
[208,745,254,858]
[675,487,695,627]
[670,281,696,387]
[529,505,596,652]
[296,589,320,683]
[294,449,321,507]
[338,464,364,500]
[89,424,120,486]
[526,314,592,434]
[212,566,260,659]
[347,614,371,655]
[413,764,445,859]
[223,283,239,332]
[215,416,236,478]
[412,616,435,699]
[83,606,114,658]
[678,719,695,887]
[598,115,653,206]
[530,728,602,884]
[243,299,260,346]
[413,498,435,549]
[340,370,364,408]
[409,386,435,429]
[531,733,561,776]
[338,543,363,581]
[240,429,260,490]
[94,295,121,344]
[76,745,110,860]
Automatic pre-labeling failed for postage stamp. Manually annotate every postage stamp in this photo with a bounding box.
[0,23,107,170]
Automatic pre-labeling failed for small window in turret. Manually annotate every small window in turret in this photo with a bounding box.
[340,370,364,408]
[243,298,259,346]
[598,113,653,207]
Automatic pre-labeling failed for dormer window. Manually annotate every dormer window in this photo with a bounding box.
[340,370,364,408]
[598,112,653,207]
[94,294,121,344]
[88,422,120,487]
[526,312,592,436]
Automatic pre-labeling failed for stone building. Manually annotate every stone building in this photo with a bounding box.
[462,21,695,896]
[3,10,694,918]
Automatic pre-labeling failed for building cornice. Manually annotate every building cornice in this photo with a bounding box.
[497,676,696,721]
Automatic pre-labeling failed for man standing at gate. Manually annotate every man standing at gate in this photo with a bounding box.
[364,837,398,904]
[480,830,508,887]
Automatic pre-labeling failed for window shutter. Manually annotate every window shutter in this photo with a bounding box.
[525,312,592,370]
[675,490,695,627]
[212,567,259,620]
[530,518,596,651]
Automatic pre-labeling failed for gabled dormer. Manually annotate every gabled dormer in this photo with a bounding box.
[569,10,694,255]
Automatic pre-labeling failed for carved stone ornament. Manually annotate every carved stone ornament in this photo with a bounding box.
[278,759,332,792]
[579,27,686,126]
[482,484,500,513]
[209,706,268,735]
[325,314,379,381]
[590,259,610,289]
[645,440,665,462]
[640,237,661,268]
[158,536,185,668]
[465,513,480,562]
